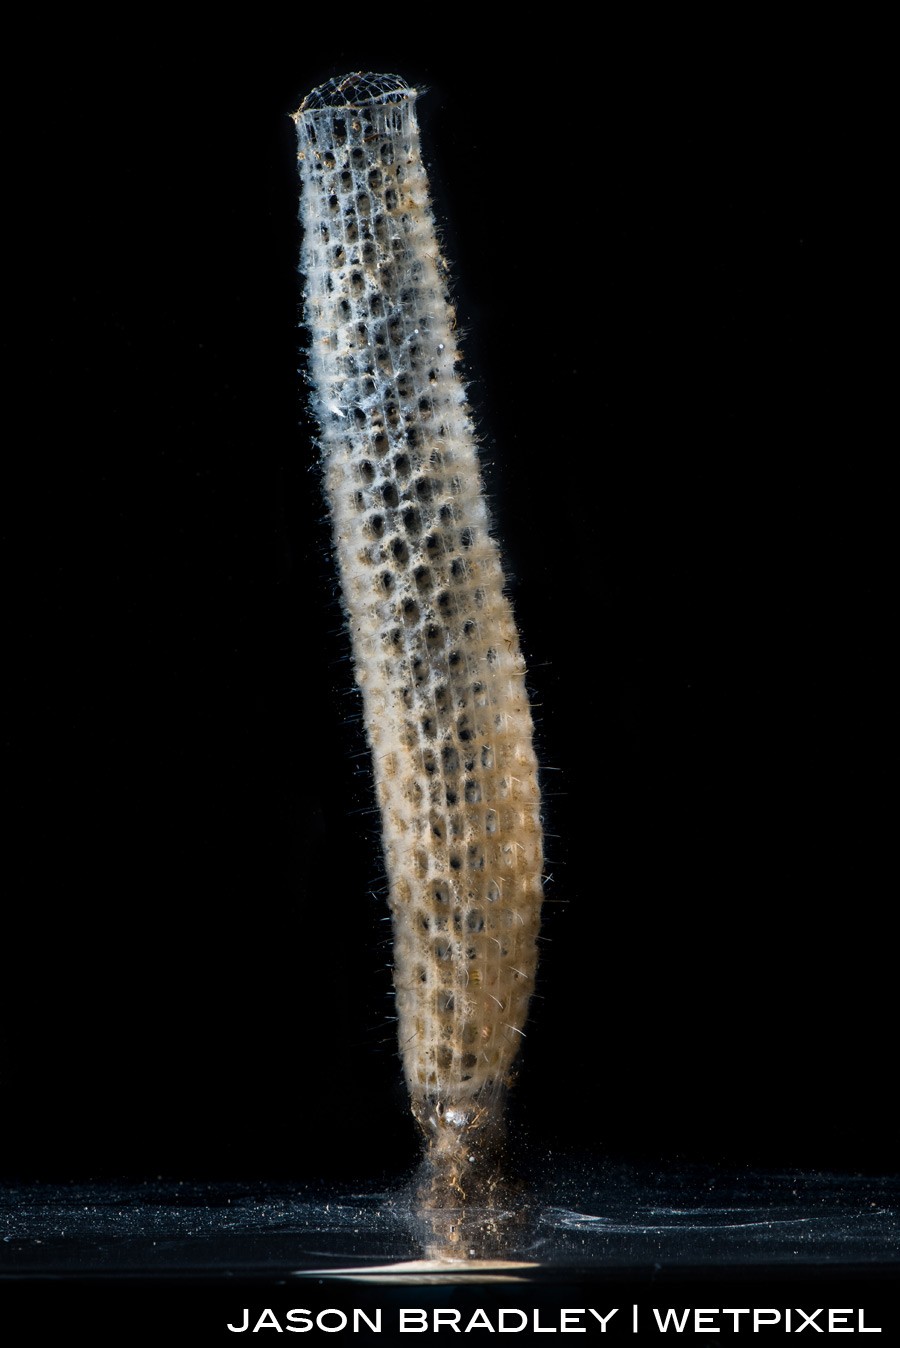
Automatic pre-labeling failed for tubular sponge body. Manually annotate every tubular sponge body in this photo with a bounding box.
[294,73,543,1182]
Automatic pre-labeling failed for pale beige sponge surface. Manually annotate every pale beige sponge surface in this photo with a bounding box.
[294,73,543,1175]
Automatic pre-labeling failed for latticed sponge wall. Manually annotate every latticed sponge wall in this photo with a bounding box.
[294,75,543,1141]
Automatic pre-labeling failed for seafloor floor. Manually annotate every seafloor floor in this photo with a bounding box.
[2,1160,897,1280]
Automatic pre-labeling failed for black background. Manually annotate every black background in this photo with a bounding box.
[3,19,891,1187]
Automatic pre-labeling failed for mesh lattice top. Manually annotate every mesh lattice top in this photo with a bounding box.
[297,72,413,114]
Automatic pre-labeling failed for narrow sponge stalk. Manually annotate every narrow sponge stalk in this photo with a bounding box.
[293,73,543,1190]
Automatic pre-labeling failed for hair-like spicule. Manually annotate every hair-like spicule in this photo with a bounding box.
[294,73,542,1183]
